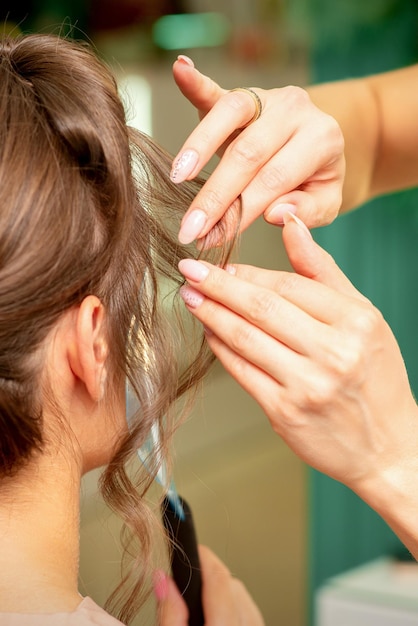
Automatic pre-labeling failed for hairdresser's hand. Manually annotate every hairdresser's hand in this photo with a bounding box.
[172,56,345,245]
[157,545,264,625]
[177,214,418,503]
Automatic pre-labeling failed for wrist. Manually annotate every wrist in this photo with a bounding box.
[355,448,418,559]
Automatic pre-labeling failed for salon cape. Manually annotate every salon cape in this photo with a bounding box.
[0,597,125,625]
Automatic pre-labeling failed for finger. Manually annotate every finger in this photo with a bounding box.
[248,141,342,233]
[263,184,342,229]
[199,544,263,626]
[172,56,225,116]
[156,571,189,626]
[281,213,369,301]
[230,578,265,626]
[234,125,344,231]
[177,115,281,243]
[224,215,367,315]
[179,282,324,389]
[178,249,355,333]
[225,264,353,325]
[178,255,330,347]
[177,86,344,243]
[205,332,348,475]
[203,332,285,431]
[198,546,238,625]
[171,88,266,190]
[192,147,341,245]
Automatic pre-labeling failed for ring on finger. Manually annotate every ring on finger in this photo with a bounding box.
[230,87,263,127]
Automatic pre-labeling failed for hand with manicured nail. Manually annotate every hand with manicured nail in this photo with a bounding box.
[178,214,418,559]
[172,59,418,245]
[172,56,344,245]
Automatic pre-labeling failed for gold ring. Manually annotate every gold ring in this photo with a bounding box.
[230,87,263,127]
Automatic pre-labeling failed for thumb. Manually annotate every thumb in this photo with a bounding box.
[282,212,363,299]
[155,570,189,626]
[172,56,226,118]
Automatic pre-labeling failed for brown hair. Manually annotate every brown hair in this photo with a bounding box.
[0,33,232,623]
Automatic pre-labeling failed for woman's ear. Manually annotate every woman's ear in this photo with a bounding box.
[68,296,108,402]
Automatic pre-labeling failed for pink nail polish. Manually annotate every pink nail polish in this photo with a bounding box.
[153,570,168,602]
[170,149,199,183]
[179,285,205,308]
[178,259,209,282]
[177,54,195,67]
[178,209,207,245]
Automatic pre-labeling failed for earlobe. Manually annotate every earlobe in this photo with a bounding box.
[68,296,108,402]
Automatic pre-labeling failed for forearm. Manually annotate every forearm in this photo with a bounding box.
[354,402,418,559]
[307,65,418,212]
[358,469,418,559]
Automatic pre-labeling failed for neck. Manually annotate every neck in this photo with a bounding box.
[0,453,83,613]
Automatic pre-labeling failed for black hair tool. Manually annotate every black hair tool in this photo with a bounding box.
[162,496,204,626]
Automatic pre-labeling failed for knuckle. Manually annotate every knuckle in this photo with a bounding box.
[227,351,251,381]
[229,323,258,355]
[228,89,256,115]
[350,304,383,339]
[229,135,265,167]
[328,116,345,153]
[324,306,383,381]
[316,116,345,163]
[272,271,299,295]
[246,290,278,324]
[281,85,311,109]
[198,186,225,214]
[326,337,363,380]
[300,374,336,410]
[259,162,288,191]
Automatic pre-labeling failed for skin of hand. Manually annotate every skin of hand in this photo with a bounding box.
[157,545,264,626]
[172,55,345,245]
[177,213,418,557]
[307,64,418,211]
[172,59,418,245]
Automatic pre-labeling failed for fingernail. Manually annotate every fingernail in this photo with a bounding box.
[177,54,195,67]
[178,209,207,245]
[179,285,205,308]
[266,203,297,225]
[170,149,199,183]
[178,258,209,282]
[282,211,312,238]
[153,570,169,601]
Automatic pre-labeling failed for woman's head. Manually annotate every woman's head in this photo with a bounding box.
[0,33,228,621]
[0,33,141,472]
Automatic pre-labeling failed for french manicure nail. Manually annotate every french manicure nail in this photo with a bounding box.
[282,211,312,238]
[178,258,209,282]
[179,285,205,308]
[177,54,195,67]
[178,209,207,245]
[170,149,199,183]
[266,203,297,225]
